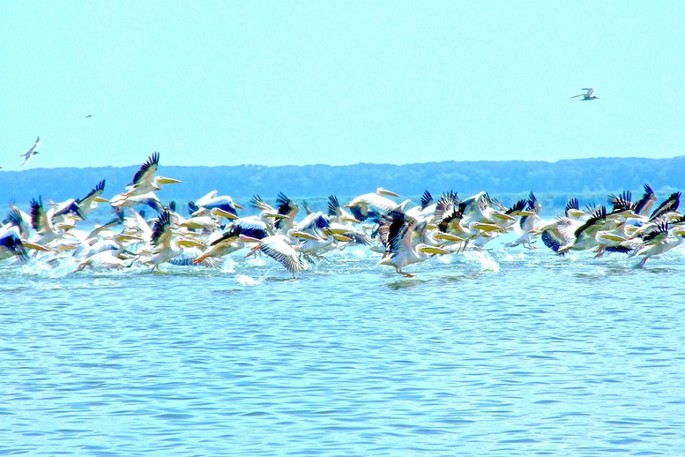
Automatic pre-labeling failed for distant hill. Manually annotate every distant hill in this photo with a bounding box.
[1,157,684,215]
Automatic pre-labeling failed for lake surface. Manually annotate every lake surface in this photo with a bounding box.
[2,237,684,456]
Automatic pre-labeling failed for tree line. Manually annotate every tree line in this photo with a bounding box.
[2,157,684,215]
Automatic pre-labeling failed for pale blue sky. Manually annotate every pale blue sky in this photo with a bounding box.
[2,1,684,170]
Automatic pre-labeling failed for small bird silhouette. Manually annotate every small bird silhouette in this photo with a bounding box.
[571,88,599,101]
[20,136,40,166]
[85,114,93,118]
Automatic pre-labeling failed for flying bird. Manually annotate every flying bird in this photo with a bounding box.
[571,88,599,101]
[20,136,40,166]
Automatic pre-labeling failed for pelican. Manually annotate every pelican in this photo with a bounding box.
[243,231,312,276]
[626,220,685,267]
[648,191,680,222]
[74,234,141,271]
[191,190,243,219]
[327,195,360,224]
[634,184,657,218]
[541,206,609,255]
[377,209,448,277]
[507,192,543,249]
[571,88,599,101]
[20,136,40,166]
[140,210,201,269]
[192,216,270,265]
[345,187,407,223]
[0,224,28,261]
[76,180,108,217]
[125,151,181,194]
[251,192,300,234]
[29,196,62,247]
[110,152,179,208]
[405,190,437,224]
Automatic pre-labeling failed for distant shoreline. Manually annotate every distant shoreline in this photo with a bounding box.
[1,157,684,212]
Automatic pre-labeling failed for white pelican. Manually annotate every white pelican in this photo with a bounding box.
[29,196,62,247]
[20,136,40,166]
[648,191,680,222]
[126,151,181,194]
[507,192,543,249]
[192,190,243,219]
[377,209,448,277]
[541,206,609,255]
[139,210,201,269]
[346,187,407,223]
[634,184,657,218]
[110,190,164,212]
[405,190,438,224]
[192,216,270,265]
[250,192,300,234]
[110,153,179,209]
[571,88,599,101]
[74,234,141,271]
[0,225,28,261]
[327,195,360,224]
[76,180,108,217]
[243,231,313,276]
[626,220,685,267]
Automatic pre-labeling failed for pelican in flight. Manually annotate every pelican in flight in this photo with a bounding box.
[0,225,28,262]
[571,88,599,101]
[20,136,40,166]
[626,220,685,267]
[378,209,448,277]
[140,210,201,269]
[127,151,181,194]
[243,231,315,276]
[111,152,180,210]
[346,187,407,223]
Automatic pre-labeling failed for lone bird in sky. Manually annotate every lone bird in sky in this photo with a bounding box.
[20,136,40,166]
[571,88,599,101]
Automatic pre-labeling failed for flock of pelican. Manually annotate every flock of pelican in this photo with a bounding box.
[2,152,684,277]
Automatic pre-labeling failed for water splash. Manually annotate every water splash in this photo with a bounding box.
[463,250,500,272]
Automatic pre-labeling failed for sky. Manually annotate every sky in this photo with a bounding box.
[2,1,685,170]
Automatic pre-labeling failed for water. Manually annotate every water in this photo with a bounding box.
[2,240,685,456]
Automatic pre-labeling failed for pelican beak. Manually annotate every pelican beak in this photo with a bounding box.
[599,233,627,242]
[377,187,400,198]
[332,233,353,242]
[519,210,535,217]
[473,222,503,232]
[290,230,322,241]
[115,234,143,243]
[568,209,585,219]
[94,196,110,203]
[212,208,239,220]
[433,232,465,242]
[418,245,450,255]
[327,226,351,235]
[22,240,51,252]
[264,212,287,220]
[239,234,262,243]
[234,202,244,210]
[156,176,182,185]
[177,238,204,248]
[492,211,515,221]
[341,216,361,224]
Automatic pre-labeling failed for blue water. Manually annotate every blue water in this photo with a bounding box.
[2,239,685,456]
